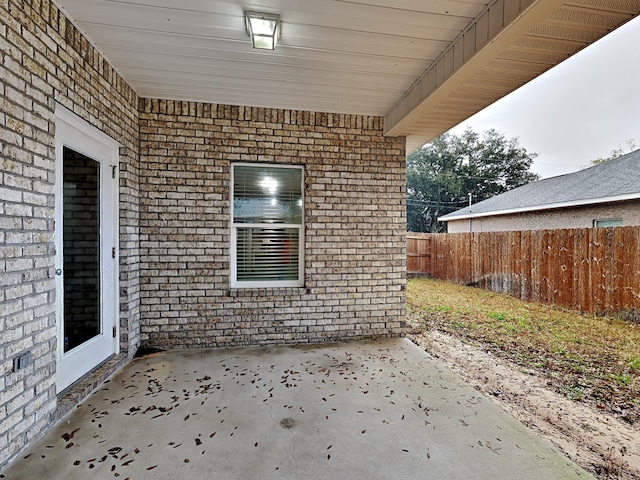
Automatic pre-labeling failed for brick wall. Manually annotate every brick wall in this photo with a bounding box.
[0,0,139,469]
[139,100,407,348]
[118,145,141,354]
[447,200,640,232]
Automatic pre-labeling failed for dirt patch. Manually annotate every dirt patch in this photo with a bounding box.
[408,328,640,479]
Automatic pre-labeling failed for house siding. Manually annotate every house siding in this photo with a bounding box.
[138,101,407,348]
[0,0,140,469]
[446,200,640,232]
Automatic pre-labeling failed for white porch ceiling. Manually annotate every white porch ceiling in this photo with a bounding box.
[54,0,640,151]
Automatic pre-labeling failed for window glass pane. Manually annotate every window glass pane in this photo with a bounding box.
[63,148,101,352]
[236,227,299,281]
[233,165,302,224]
[594,218,623,228]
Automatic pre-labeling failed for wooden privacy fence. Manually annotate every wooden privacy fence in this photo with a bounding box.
[407,227,640,319]
[406,233,434,274]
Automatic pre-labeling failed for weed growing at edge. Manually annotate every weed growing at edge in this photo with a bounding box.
[613,374,632,386]
[629,356,640,371]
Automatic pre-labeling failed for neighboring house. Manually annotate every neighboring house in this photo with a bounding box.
[2,0,639,472]
[440,150,640,233]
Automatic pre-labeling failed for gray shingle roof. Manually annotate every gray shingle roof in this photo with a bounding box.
[439,148,640,221]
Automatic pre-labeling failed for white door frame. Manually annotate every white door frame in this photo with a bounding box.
[54,104,120,392]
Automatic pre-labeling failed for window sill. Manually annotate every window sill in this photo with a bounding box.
[228,287,310,297]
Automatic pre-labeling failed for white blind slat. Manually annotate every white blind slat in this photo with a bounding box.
[237,227,300,281]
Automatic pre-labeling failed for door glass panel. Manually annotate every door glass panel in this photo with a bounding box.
[63,147,101,352]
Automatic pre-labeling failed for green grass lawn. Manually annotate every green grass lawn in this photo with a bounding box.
[407,277,640,423]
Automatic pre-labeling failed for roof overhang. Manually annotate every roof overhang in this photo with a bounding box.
[384,0,640,152]
[439,193,640,222]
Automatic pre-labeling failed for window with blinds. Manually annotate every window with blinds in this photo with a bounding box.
[231,164,304,288]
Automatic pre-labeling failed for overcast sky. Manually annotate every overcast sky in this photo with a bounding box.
[450,15,640,179]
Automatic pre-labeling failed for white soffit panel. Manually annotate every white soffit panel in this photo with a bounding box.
[53,0,640,150]
[54,0,488,116]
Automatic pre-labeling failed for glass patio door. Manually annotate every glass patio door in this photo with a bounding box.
[55,105,119,392]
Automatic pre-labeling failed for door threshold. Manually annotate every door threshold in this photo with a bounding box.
[56,353,129,421]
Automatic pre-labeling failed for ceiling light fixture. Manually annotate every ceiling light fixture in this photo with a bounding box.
[245,11,280,50]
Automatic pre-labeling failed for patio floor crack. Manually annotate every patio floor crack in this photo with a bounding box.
[261,392,298,476]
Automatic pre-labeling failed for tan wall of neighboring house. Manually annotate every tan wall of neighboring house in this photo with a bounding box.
[446,200,640,232]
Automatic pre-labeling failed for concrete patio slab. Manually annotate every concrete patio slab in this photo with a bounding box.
[2,339,592,479]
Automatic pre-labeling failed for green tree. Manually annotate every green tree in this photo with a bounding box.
[407,128,539,232]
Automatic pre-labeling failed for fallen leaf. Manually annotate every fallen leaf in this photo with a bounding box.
[61,429,80,442]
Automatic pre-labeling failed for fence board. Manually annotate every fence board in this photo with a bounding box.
[557,228,571,308]
[619,228,638,312]
[540,229,551,304]
[407,227,640,318]
[575,229,590,314]
[511,231,523,298]
[604,228,616,313]
[591,228,605,314]
[521,230,532,302]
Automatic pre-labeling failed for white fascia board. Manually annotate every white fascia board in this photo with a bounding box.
[438,193,640,222]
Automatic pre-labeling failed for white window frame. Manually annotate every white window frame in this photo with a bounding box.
[593,218,623,228]
[230,163,304,289]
